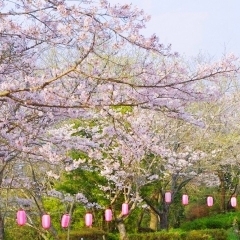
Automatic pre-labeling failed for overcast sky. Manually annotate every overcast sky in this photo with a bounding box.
[110,0,240,59]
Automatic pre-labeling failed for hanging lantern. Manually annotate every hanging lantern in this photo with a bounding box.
[182,194,189,205]
[17,209,27,226]
[121,203,129,216]
[165,191,171,203]
[85,213,93,227]
[207,196,214,207]
[105,209,112,222]
[61,214,70,228]
[231,196,237,207]
[42,214,51,229]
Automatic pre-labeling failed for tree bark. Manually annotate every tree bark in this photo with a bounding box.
[149,209,158,231]
[117,219,129,240]
[218,171,226,212]
[159,204,169,230]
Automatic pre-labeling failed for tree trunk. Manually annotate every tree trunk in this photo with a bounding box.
[218,171,226,212]
[149,209,158,231]
[159,204,169,230]
[117,219,128,240]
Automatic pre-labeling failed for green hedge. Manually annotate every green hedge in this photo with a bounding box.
[128,231,182,240]
[181,212,240,231]
[58,228,106,240]
[185,229,227,240]
[57,228,229,240]
[126,229,227,240]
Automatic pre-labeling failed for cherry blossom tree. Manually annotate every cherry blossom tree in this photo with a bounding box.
[0,0,240,239]
[190,83,240,213]
[46,107,208,238]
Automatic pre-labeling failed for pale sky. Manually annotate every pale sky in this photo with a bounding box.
[109,0,240,59]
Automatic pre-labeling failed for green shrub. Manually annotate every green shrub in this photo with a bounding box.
[181,219,207,231]
[226,228,240,240]
[4,225,39,240]
[205,219,226,229]
[128,231,182,240]
[123,229,227,240]
[181,212,239,231]
[58,228,106,240]
[106,233,119,240]
[185,230,212,240]
[186,229,227,240]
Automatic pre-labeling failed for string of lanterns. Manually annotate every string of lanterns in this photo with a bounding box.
[164,192,238,208]
[16,203,129,229]
[16,194,238,229]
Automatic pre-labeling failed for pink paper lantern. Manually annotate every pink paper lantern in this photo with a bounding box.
[182,194,189,205]
[165,191,171,203]
[231,196,237,207]
[105,209,112,222]
[121,203,129,216]
[42,214,51,229]
[17,209,27,226]
[61,214,70,228]
[207,196,214,207]
[85,213,93,227]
